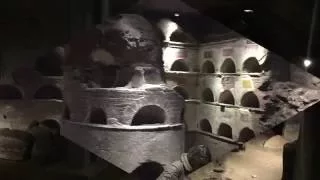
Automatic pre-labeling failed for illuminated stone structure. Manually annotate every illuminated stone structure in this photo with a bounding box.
[61,14,185,173]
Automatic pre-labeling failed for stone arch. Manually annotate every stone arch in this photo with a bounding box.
[219,90,235,105]
[34,85,63,100]
[220,58,236,73]
[0,85,23,99]
[35,53,62,76]
[89,108,107,124]
[241,92,260,108]
[174,86,189,99]
[202,88,214,102]
[199,119,212,133]
[217,123,233,138]
[170,60,189,72]
[243,57,262,73]
[202,61,215,73]
[131,105,166,126]
[238,127,255,142]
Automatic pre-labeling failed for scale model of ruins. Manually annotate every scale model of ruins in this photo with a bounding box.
[61,14,185,173]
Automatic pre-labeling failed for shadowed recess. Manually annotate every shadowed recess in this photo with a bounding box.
[220,58,236,73]
[243,57,262,73]
[199,119,212,133]
[202,60,215,73]
[170,59,189,71]
[0,85,23,99]
[241,91,260,108]
[174,86,189,99]
[219,90,235,105]
[238,127,255,142]
[202,88,214,102]
[34,86,62,100]
[218,123,233,139]
[89,108,107,124]
[132,105,166,125]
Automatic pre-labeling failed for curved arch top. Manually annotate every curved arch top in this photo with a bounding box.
[217,123,233,138]
[199,119,212,133]
[170,60,190,72]
[89,108,107,124]
[0,85,23,100]
[219,90,235,105]
[238,127,255,142]
[220,58,236,73]
[241,91,260,108]
[34,85,63,100]
[202,88,214,102]
[202,61,215,73]
[242,57,262,73]
[131,105,166,126]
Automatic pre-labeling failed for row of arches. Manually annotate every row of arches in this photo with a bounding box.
[174,85,260,108]
[201,89,260,108]
[199,119,255,142]
[0,85,62,100]
[170,57,262,74]
[80,105,167,126]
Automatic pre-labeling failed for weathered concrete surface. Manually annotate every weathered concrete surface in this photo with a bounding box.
[0,100,63,131]
[0,129,33,160]
[62,121,184,173]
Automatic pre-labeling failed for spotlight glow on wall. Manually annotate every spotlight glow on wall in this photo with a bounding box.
[166,21,178,41]
[303,58,312,68]
[244,9,254,13]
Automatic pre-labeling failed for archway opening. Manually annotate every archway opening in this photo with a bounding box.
[174,86,189,99]
[202,61,215,73]
[238,127,255,142]
[219,90,235,105]
[218,123,233,138]
[170,60,189,72]
[199,119,212,133]
[202,88,214,102]
[241,92,260,108]
[34,86,62,100]
[132,105,165,126]
[89,108,107,124]
[243,57,262,73]
[220,58,236,73]
[0,85,23,99]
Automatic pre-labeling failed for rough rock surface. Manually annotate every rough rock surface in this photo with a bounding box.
[0,128,33,160]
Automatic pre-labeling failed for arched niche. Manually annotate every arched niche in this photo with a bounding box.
[220,58,236,73]
[219,90,235,105]
[170,60,189,72]
[199,119,212,133]
[202,88,214,102]
[132,105,166,126]
[0,85,23,99]
[170,30,196,43]
[217,123,233,138]
[238,127,255,142]
[35,53,62,76]
[243,57,262,73]
[202,61,215,73]
[174,86,189,99]
[241,92,260,108]
[34,86,63,100]
[89,108,107,124]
